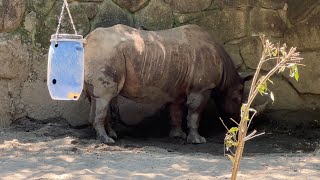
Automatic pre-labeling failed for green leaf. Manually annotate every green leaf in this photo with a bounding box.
[232,142,239,147]
[271,49,277,57]
[227,154,235,164]
[258,82,268,96]
[225,140,233,148]
[294,68,299,81]
[228,127,239,134]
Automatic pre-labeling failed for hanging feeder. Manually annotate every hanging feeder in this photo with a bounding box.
[47,0,84,100]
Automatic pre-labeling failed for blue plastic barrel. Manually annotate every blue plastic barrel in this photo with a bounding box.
[47,34,84,100]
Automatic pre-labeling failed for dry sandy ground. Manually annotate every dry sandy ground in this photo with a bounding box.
[0,118,319,180]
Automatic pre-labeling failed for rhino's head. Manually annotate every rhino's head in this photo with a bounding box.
[226,74,254,120]
[213,74,254,122]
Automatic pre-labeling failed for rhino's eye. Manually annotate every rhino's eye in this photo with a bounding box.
[232,97,241,103]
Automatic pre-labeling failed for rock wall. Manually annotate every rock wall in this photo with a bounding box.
[0,0,320,128]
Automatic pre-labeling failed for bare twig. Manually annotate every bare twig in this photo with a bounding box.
[230,118,239,126]
[244,132,266,141]
[219,117,229,131]
[247,108,257,128]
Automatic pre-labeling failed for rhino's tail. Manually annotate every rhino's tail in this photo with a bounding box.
[83,82,92,103]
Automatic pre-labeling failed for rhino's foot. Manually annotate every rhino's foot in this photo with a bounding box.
[107,129,118,139]
[169,128,187,139]
[97,133,115,144]
[187,130,206,144]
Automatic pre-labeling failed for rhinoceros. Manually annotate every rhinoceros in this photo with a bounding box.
[83,24,253,144]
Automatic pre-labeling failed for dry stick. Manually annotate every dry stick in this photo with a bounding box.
[219,117,229,131]
[245,129,257,139]
[230,53,268,179]
[230,45,301,179]
[232,63,280,179]
[245,132,265,142]
[248,36,268,98]
[230,118,239,126]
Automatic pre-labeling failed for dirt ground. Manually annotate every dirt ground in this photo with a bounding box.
[0,117,319,180]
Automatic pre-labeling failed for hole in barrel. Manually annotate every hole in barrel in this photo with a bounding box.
[52,79,57,84]
[55,44,58,48]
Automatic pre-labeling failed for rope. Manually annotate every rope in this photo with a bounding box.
[63,0,78,35]
[54,0,78,45]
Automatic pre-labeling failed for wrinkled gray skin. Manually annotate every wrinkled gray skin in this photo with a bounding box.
[84,24,253,144]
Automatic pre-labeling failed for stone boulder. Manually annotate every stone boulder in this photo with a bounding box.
[61,95,90,127]
[116,96,164,126]
[0,34,31,80]
[302,94,320,111]
[135,0,173,30]
[68,0,102,2]
[267,76,304,110]
[258,0,287,9]
[285,51,320,95]
[20,80,90,127]
[164,0,211,13]
[34,1,91,46]
[30,0,56,16]
[21,81,63,121]
[63,2,91,36]
[265,109,320,129]
[173,11,204,25]
[0,81,12,127]
[287,0,319,24]
[8,80,27,121]
[92,0,134,29]
[239,37,277,71]
[79,2,99,20]
[285,5,320,50]
[0,0,26,32]
[191,9,247,43]
[24,11,37,32]
[250,7,287,37]
[244,75,304,111]
[112,0,149,13]
[209,0,257,9]
[224,44,244,69]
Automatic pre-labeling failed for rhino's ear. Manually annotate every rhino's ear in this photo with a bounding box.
[242,74,253,82]
[239,72,254,83]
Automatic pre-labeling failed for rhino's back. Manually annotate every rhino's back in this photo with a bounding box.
[84,24,225,103]
[118,24,224,102]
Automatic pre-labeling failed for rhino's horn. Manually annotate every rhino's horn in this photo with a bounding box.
[253,101,268,116]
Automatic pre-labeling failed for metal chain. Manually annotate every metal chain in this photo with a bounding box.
[54,0,78,44]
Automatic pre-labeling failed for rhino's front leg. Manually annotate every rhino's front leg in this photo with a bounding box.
[187,113,206,144]
[186,92,210,144]
[93,97,115,144]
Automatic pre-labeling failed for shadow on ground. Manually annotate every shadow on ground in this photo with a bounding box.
[3,111,319,157]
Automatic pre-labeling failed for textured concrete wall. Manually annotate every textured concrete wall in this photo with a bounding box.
[0,0,319,128]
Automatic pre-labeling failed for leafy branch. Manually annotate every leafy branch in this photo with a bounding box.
[221,35,304,180]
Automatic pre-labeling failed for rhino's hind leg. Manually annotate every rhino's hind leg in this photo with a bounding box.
[93,96,116,144]
[186,91,210,144]
[105,99,118,139]
[106,125,117,139]
[169,103,187,139]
